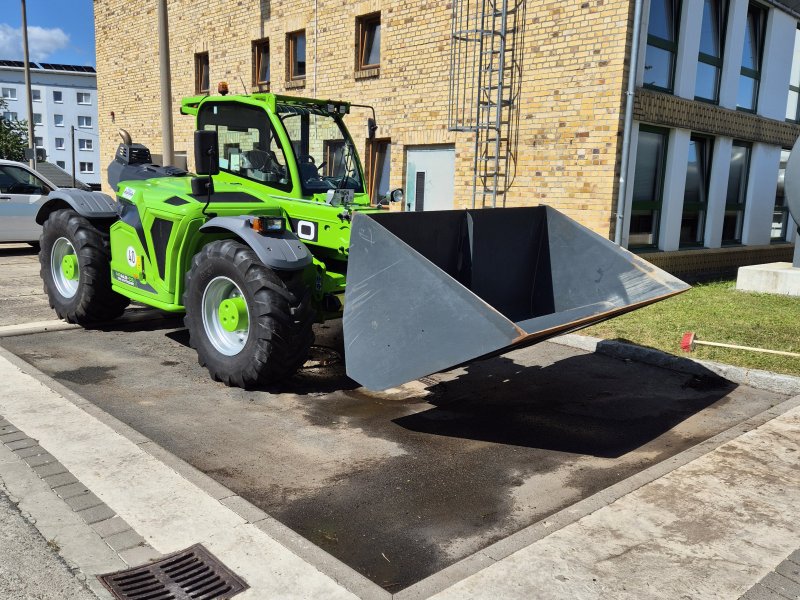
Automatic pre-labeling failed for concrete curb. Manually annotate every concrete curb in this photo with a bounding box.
[0,309,174,339]
[553,333,800,396]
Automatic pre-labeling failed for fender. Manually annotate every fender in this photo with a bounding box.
[36,189,119,225]
[199,216,312,271]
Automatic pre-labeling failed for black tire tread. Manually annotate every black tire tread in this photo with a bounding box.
[183,239,315,388]
[39,209,130,324]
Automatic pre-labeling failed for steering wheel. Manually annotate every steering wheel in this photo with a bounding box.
[298,154,327,174]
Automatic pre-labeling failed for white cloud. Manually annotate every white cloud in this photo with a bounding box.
[0,24,70,62]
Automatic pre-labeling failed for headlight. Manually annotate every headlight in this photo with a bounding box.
[390,189,404,203]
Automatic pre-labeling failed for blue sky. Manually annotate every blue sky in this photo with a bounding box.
[0,0,95,66]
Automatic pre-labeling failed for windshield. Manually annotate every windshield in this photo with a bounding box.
[198,102,292,192]
[277,104,364,195]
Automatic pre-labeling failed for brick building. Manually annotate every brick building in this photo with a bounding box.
[93,0,800,275]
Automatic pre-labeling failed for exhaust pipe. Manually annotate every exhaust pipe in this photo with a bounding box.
[343,206,689,390]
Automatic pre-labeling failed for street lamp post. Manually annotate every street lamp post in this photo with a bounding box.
[21,0,36,169]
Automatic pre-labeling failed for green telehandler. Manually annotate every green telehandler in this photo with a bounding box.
[36,92,688,391]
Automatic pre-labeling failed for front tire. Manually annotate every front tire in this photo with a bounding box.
[184,240,314,388]
[40,209,130,324]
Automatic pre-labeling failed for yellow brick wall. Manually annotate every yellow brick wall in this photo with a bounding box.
[94,0,632,236]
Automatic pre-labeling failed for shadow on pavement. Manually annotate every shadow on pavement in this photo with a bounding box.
[394,353,735,458]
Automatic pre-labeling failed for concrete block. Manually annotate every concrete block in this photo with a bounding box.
[64,492,103,512]
[0,431,28,443]
[737,262,800,296]
[14,445,46,458]
[220,495,268,523]
[53,481,92,500]
[6,437,38,451]
[0,424,19,435]
[33,462,67,478]
[103,529,146,552]
[761,572,800,598]
[91,516,129,538]
[776,559,800,585]
[741,583,785,600]
[23,452,56,468]
[43,472,79,489]
[118,545,161,567]
[77,504,117,525]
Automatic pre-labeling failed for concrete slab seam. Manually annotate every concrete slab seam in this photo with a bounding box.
[0,413,161,572]
[395,392,800,600]
[0,345,391,600]
[553,333,800,395]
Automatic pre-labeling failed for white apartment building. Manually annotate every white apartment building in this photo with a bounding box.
[0,60,101,188]
[621,0,800,258]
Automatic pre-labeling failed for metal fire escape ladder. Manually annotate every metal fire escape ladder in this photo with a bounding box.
[449,0,517,209]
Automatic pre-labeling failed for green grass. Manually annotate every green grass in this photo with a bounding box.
[583,280,800,377]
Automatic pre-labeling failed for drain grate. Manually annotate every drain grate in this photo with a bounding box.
[98,544,248,600]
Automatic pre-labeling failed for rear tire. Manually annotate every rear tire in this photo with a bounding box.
[40,209,130,324]
[184,240,315,388]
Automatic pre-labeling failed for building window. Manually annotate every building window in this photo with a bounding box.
[32,113,42,125]
[54,114,64,127]
[78,116,92,128]
[78,138,93,151]
[2,111,18,121]
[737,3,766,112]
[195,52,210,94]
[56,160,65,169]
[34,136,43,147]
[79,162,94,174]
[31,89,41,102]
[287,30,306,81]
[787,28,800,122]
[773,149,791,241]
[722,141,751,244]
[366,138,391,203]
[644,0,681,92]
[77,92,91,105]
[356,13,381,71]
[630,126,669,248]
[55,137,65,150]
[1,88,16,100]
[53,90,62,103]
[680,134,713,247]
[252,39,270,89]
[695,0,726,102]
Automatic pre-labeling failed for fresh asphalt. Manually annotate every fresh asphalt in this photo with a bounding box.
[0,246,791,591]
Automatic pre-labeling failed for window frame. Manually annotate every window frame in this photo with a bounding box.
[79,161,94,174]
[287,30,307,81]
[31,89,41,102]
[53,90,62,103]
[695,0,727,103]
[721,140,751,245]
[629,125,670,249]
[78,138,93,151]
[54,114,64,127]
[644,0,682,93]
[78,115,92,128]
[32,113,42,125]
[356,12,381,71]
[55,137,65,150]
[680,133,714,248]
[737,3,767,113]
[787,27,800,122]
[77,92,91,105]
[252,38,270,89]
[1,88,17,100]
[365,138,391,204]
[772,148,791,242]
[195,52,210,94]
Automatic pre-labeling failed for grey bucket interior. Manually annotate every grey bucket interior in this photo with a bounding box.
[344,206,688,390]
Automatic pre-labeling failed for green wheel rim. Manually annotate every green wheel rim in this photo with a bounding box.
[201,276,250,356]
[51,237,79,299]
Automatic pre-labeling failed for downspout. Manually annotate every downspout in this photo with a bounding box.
[314,0,318,97]
[614,0,645,246]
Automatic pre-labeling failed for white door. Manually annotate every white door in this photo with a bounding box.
[0,164,50,242]
[405,146,455,211]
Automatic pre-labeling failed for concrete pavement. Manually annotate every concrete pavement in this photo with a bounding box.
[0,241,799,599]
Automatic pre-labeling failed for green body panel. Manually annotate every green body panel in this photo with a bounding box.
[107,93,384,316]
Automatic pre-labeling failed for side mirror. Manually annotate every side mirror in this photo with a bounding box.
[367,118,378,140]
[389,188,403,203]
[194,129,220,176]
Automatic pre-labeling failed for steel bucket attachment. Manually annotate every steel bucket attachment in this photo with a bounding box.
[343,206,689,390]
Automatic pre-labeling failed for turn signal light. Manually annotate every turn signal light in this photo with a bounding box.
[251,216,285,234]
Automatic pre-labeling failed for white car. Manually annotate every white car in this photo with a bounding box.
[0,159,58,245]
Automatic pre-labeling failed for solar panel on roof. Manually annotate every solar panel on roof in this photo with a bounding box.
[37,62,96,73]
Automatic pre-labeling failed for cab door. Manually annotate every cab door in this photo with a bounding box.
[0,164,52,242]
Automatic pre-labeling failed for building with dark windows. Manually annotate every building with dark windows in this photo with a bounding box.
[93,0,800,278]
